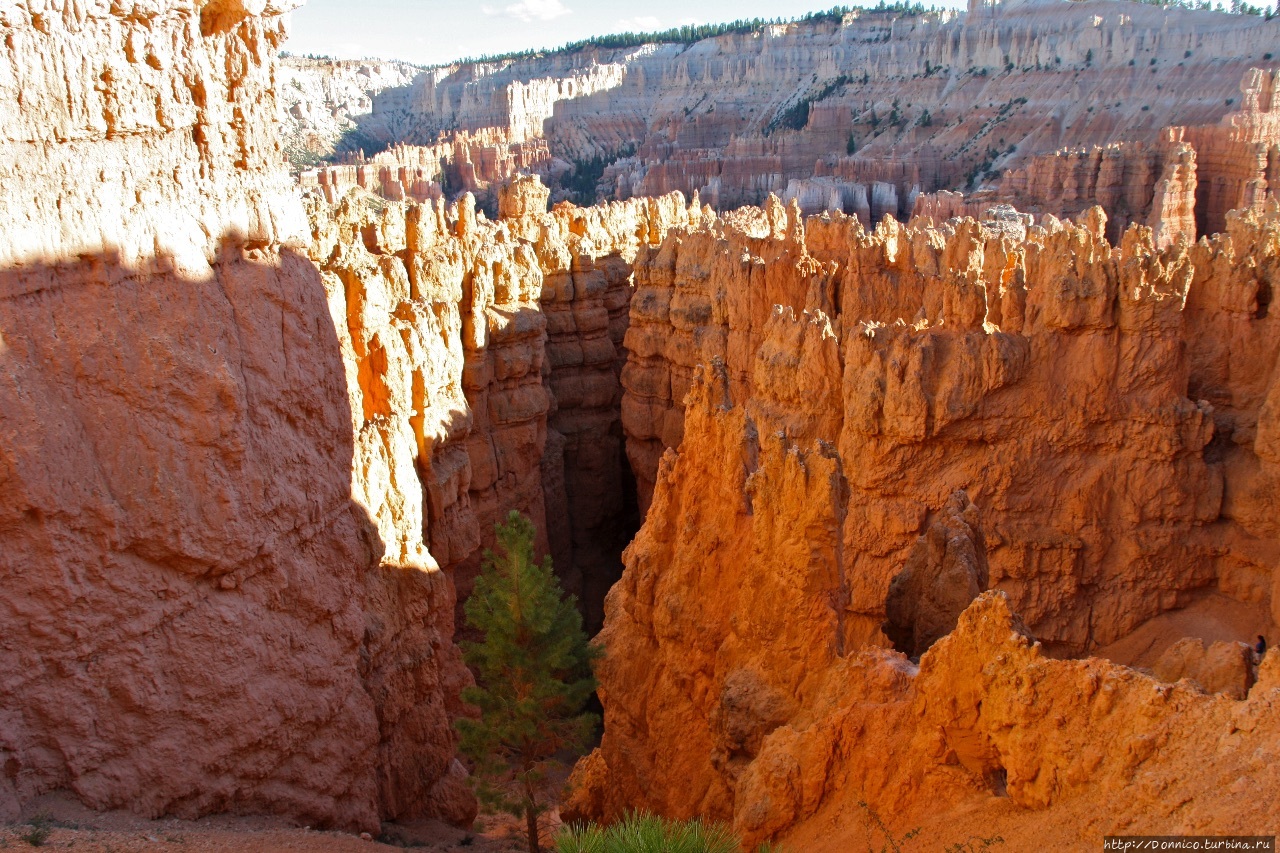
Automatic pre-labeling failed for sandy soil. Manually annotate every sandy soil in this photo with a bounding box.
[1095,590,1276,668]
[0,794,554,853]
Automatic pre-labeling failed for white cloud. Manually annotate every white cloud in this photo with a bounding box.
[618,16,662,31]
[488,0,571,22]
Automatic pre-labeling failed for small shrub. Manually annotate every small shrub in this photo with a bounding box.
[555,813,767,853]
[857,801,919,853]
[19,815,53,848]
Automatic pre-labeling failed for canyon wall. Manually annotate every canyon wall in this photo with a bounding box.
[285,0,1278,224]
[278,56,423,169]
[298,131,554,208]
[571,196,1280,845]
[914,68,1279,243]
[0,0,470,831]
[303,177,693,634]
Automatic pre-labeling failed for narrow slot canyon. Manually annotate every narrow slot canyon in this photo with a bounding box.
[305,178,689,637]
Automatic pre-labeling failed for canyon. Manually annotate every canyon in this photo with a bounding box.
[283,0,1279,237]
[2,0,1280,850]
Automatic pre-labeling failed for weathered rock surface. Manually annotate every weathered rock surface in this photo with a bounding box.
[620,199,1280,651]
[298,132,555,208]
[574,194,1280,845]
[286,0,1279,228]
[914,69,1279,243]
[302,177,692,632]
[884,490,989,658]
[277,57,424,170]
[0,0,466,831]
[1153,637,1256,698]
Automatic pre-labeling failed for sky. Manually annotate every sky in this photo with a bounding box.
[285,0,966,67]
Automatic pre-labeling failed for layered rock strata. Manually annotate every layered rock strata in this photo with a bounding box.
[0,0,466,831]
[302,177,692,632]
[287,0,1279,224]
[623,199,1280,650]
[914,69,1279,244]
[580,196,1280,844]
[575,589,1280,848]
[298,132,554,207]
[278,57,424,169]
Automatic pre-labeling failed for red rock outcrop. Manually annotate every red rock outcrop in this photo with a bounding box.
[0,0,470,832]
[576,194,1280,846]
[982,130,1199,245]
[303,177,693,633]
[1184,67,1280,236]
[883,490,990,658]
[1153,637,1256,698]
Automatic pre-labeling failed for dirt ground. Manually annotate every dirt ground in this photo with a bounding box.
[0,793,561,853]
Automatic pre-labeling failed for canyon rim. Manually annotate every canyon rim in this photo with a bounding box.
[1,0,1280,849]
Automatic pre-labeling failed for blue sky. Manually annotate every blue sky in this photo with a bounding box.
[285,0,965,67]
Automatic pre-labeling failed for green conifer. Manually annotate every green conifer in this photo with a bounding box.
[456,511,599,853]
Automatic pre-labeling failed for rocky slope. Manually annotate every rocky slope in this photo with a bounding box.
[278,57,424,169]
[286,0,1279,224]
[6,0,1280,845]
[568,196,1280,845]
[915,67,1280,242]
[0,0,468,832]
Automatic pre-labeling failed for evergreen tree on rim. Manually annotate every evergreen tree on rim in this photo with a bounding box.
[456,511,600,853]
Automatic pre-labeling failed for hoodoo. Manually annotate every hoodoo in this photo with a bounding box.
[2,0,1279,849]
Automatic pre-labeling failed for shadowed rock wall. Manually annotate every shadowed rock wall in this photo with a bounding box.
[0,0,470,830]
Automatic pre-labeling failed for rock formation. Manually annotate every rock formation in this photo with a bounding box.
[284,0,1279,229]
[5,0,1280,846]
[618,199,1280,652]
[302,177,693,632]
[278,57,424,169]
[884,490,989,658]
[0,0,468,832]
[571,194,1280,846]
[914,69,1279,244]
[298,132,555,207]
[1153,637,1256,698]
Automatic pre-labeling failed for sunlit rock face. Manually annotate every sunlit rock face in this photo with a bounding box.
[569,195,1280,847]
[303,175,695,634]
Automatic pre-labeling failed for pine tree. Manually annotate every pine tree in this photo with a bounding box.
[456,511,599,853]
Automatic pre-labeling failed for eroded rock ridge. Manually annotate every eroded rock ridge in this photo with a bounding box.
[571,195,1280,846]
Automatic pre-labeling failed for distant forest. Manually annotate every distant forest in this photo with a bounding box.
[450,4,936,65]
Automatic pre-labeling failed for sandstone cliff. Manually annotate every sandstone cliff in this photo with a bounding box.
[572,195,1280,846]
[286,0,1279,228]
[914,68,1279,243]
[278,56,424,170]
[0,0,468,831]
[302,177,692,634]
